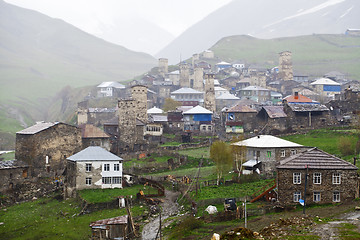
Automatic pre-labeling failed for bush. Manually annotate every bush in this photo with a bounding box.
[338,137,354,156]
[168,216,203,239]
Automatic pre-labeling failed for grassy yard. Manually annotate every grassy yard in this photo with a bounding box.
[0,195,146,240]
[123,154,174,169]
[178,147,210,158]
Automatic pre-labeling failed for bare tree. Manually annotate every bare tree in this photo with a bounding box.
[210,141,232,185]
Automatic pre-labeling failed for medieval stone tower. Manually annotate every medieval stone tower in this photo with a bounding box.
[192,53,200,66]
[131,85,148,123]
[278,51,293,81]
[179,63,190,88]
[158,58,168,77]
[204,73,216,113]
[118,99,137,149]
[193,67,204,91]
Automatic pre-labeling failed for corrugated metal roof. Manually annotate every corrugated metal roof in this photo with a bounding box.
[227,104,257,113]
[152,115,168,122]
[88,108,116,113]
[17,122,59,134]
[97,82,125,88]
[103,116,119,126]
[242,85,270,91]
[284,94,314,103]
[147,107,163,114]
[171,88,203,94]
[243,160,262,167]
[216,92,240,100]
[288,103,329,112]
[90,215,128,227]
[232,135,303,148]
[79,124,109,138]
[67,146,122,161]
[183,105,213,115]
[0,160,28,169]
[277,148,358,170]
[262,106,287,118]
[310,78,340,86]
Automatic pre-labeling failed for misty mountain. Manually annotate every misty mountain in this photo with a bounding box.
[157,0,360,63]
[0,0,156,143]
[95,16,175,55]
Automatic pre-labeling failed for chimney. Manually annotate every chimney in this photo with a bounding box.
[294,92,299,99]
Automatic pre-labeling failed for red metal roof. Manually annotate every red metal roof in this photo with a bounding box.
[284,93,314,103]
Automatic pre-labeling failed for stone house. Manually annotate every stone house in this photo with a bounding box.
[170,87,204,107]
[79,124,111,151]
[216,92,240,112]
[277,148,358,205]
[16,122,82,177]
[256,106,288,134]
[231,135,310,177]
[310,78,341,101]
[238,86,271,104]
[183,105,213,133]
[97,81,126,98]
[65,146,123,197]
[223,104,257,134]
[0,160,28,193]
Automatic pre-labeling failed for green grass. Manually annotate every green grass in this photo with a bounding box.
[123,154,174,169]
[178,147,210,158]
[0,151,15,161]
[160,142,182,147]
[78,185,158,203]
[338,223,360,239]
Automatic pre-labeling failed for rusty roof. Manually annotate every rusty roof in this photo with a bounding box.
[277,148,357,170]
[90,215,128,227]
[79,124,109,138]
[288,103,329,112]
[284,93,314,103]
[227,104,257,113]
[0,160,28,169]
[262,106,287,118]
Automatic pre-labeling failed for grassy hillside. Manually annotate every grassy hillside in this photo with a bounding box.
[211,34,360,79]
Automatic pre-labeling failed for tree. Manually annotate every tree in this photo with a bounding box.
[230,135,247,178]
[163,98,181,112]
[210,141,232,185]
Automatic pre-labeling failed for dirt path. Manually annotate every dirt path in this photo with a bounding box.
[141,190,180,240]
[312,210,360,239]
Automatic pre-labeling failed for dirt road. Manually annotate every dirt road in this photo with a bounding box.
[141,190,180,240]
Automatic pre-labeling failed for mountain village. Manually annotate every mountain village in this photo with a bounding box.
[1,46,360,239]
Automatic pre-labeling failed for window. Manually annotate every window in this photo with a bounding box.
[112,177,122,184]
[332,173,341,184]
[102,177,111,184]
[208,126,212,131]
[281,150,286,157]
[313,173,321,184]
[202,126,206,131]
[293,172,301,184]
[86,177,92,185]
[294,192,301,202]
[267,151,272,158]
[333,191,340,202]
[114,163,120,171]
[313,192,321,202]
[86,163,92,172]
[103,164,110,171]
[291,149,297,155]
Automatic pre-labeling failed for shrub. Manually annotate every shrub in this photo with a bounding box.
[168,217,203,239]
[338,137,354,156]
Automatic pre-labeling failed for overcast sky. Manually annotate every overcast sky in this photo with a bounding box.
[5,0,232,54]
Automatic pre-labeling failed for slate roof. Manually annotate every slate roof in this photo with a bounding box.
[103,116,119,126]
[310,78,340,86]
[183,105,213,115]
[171,88,203,94]
[90,215,128,227]
[277,148,358,170]
[288,103,329,112]
[79,124,109,138]
[227,104,257,113]
[97,82,125,89]
[232,135,303,148]
[17,122,59,134]
[262,106,287,118]
[0,160,28,169]
[67,146,122,162]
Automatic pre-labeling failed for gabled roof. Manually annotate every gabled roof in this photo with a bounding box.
[215,86,228,91]
[310,78,340,86]
[0,160,28,169]
[67,146,122,162]
[288,103,329,112]
[216,92,240,100]
[97,82,125,89]
[277,148,357,170]
[216,61,231,65]
[284,93,315,103]
[232,135,303,148]
[262,106,287,118]
[183,105,212,115]
[226,104,257,113]
[171,88,203,94]
[90,215,128,227]
[147,107,164,114]
[242,85,269,91]
[79,124,109,138]
[17,122,60,135]
[151,115,168,122]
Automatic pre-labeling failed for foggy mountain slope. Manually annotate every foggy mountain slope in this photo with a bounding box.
[0,0,156,139]
[157,0,360,63]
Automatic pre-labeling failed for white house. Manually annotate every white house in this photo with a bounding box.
[65,146,123,197]
[97,82,126,97]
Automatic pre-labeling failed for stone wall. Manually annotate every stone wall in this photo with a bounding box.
[0,167,28,193]
[277,169,359,205]
[204,73,216,112]
[278,51,293,81]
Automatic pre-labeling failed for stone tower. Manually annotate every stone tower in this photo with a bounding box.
[158,58,168,77]
[278,51,293,81]
[118,99,137,149]
[193,67,204,91]
[77,100,89,125]
[192,53,200,66]
[131,85,148,123]
[179,63,190,88]
[204,73,216,113]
